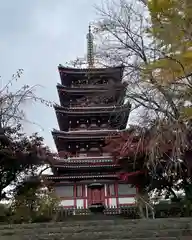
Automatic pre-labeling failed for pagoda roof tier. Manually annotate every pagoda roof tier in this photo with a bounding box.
[58,65,124,87]
[52,129,123,140]
[53,163,119,169]
[52,155,113,164]
[51,156,118,168]
[56,83,125,108]
[58,65,123,74]
[58,64,124,80]
[51,180,119,185]
[55,107,129,131]
[45,173,118,180]
[56,83,124,93]
[54,102,131,115]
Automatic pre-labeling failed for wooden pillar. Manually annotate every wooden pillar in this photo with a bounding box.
[83,185,86,208]
[115,182,119,207]
[106,184,109,206]
[74,183,77,208]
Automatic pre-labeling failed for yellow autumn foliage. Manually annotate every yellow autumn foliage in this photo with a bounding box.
[181,106,192,120]
[146,0,192,81]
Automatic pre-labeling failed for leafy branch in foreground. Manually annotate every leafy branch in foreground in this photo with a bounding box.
[0,69,53,129]
[93,0,192,172]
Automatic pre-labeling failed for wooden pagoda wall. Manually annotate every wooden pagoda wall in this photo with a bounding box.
[54,182,136,209]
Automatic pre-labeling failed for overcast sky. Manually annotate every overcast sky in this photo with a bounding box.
[0,0,101,150]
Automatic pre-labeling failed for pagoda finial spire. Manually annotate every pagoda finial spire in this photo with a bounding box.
[86,24,94,68]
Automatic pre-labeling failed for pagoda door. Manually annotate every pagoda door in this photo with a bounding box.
[88,187,104,205]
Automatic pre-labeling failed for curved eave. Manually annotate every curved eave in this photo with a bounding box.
[56,84,116,93]
[52,133,107,145]
[45,174,118,180]
[52,129,122,140]
[58,65,124,85]
[52,156,113,162]
[58,64,124,76]
[53,164,120,169]
[54,104,130,130]
[54,103,131,115]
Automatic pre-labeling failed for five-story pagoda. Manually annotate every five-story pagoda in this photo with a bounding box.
[47,26,137,210]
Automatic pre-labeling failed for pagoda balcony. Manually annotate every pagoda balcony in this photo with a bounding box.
[65,128,118,133]
[54,102,131,113]
[68,102,118,108]
[71,83,110,89]
[53,163,120,169]
[57,94,122,109]
[53,155,114,164]
[53,129,120,133]
[57,83,118,91]
[63,155,113,160]
[45,173,118,180]
[68,127,115,132]
[69,82,125,89]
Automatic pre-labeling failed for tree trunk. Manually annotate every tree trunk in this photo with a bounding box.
[136,187,149,218]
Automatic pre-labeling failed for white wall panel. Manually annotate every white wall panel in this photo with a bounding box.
[118,184,136,195]
[118,197,135,205]
[60,200,74,207]
[76,199,84,208]
[108,198,117,207]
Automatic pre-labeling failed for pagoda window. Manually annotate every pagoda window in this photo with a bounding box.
[89,119,98,129]
[118,184,136,195]
[76,185,83,197]
[89,147,99,152]
[89,123,97,129]
[79,152,87,157]
[80,147,86,151]
[79,123,87,129]
[103,152,110,156]
[101,123,108,128]
[55,185,74,197]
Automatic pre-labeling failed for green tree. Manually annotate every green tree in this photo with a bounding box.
[11,179,59,223]
[0,69,52,128]
[93,0,192,210]
[0,124,53,201]
[0,203,12,223]
[0,70,53,200]
[146,0,192,117]
[94,0,192,166]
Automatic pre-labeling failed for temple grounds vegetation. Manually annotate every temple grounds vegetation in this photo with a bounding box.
[93,0,192,211]
[0,70,58,223]
[0,0,192,223]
